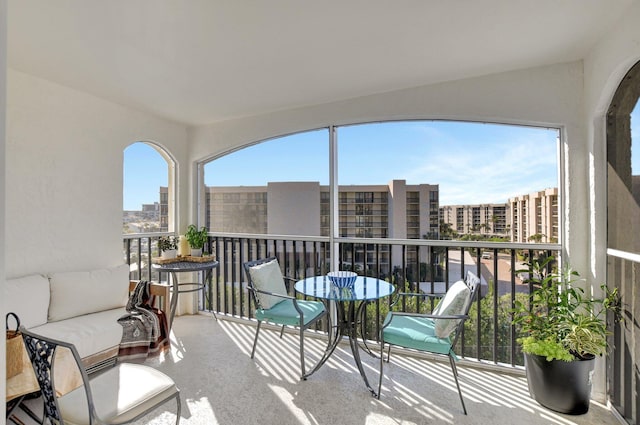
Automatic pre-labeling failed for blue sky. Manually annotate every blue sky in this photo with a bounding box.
[124,110,640,211]
[204,121,559,205]
[124,143,168,210]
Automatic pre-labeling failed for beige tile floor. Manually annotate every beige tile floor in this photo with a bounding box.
[9,314,623,425]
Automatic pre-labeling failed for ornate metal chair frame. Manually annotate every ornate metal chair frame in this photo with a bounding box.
[21,327,181,425]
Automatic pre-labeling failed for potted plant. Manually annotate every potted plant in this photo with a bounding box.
[158,235,178,259]
[185,224,208,257]
[512,255,621,415]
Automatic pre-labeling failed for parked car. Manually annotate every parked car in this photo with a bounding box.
[482,252,492,260]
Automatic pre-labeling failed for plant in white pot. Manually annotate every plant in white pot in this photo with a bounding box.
[185,225,208,257]
[158,235,178,259]
[511,255,621,415]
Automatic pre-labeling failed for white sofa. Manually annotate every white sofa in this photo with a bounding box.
[5,264,169,371]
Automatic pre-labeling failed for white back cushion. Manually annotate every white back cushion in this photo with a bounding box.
[6,274,51,328]
[48,264,130,322]
[248,259,287,309]
[433,280,471,338]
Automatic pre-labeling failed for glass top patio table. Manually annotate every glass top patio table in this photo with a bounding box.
[294,275,395,302]
[294,275,395,397]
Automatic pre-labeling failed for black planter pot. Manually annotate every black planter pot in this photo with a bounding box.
[524,353,595,415]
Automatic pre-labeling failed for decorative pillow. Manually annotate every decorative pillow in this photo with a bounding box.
[248,259,287,309]
[433,280,471,338]
[5,274,51,328]
[48,264,130,322]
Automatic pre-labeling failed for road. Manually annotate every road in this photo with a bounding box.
[418,250,529,297]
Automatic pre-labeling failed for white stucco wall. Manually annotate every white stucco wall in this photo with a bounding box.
[5,70,189,277]
[190,61,586,252]
[584,0,640,276]
[1,0,8,417]
[188,59,599,393]
[191,62,584,163]
[582,0,640,406]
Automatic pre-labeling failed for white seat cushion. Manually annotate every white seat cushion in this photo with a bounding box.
[248,259,288,309]
[31,308,126,358]
[58,363,178,424]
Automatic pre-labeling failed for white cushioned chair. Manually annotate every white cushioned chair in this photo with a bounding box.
[378,270,480,414]
[243,257,329,380]
[21,327,181,425]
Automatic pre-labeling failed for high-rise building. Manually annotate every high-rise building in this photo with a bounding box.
[508,187,559,243]
[202,180,439,239]
[439,203,510,238]
[159,187,169,232]
[198,180,439,271]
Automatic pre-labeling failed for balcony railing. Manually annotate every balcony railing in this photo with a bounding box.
[123,232,560,368]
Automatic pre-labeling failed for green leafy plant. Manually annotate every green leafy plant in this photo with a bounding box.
[158,235,178,252]
[185,225,208,249]
[511,255,621,361]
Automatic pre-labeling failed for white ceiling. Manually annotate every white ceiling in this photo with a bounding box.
[7,0,637,126]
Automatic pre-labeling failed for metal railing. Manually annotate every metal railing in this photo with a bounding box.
[606,248,639,423]
[123,231,560,368]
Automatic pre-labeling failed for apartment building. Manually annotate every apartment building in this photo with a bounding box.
[439,203,510,238]
[197,180,438,272]
[200,180,439,238]
[509,187,559,243]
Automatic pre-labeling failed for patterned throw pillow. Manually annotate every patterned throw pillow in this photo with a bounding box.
[248,259,288,309]
[433,280,471,338]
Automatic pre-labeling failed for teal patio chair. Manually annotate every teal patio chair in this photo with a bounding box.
[243,257,329,380]
[378,270,480,414]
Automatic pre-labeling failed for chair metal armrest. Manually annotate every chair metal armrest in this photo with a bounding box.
[397,291,446,298]
[253,288,311,318]
[253,288,296,301]
[389,291,445,309]
[387,311,468,320]
[383,311,469,330]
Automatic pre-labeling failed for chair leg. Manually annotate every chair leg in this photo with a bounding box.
[449,355,467,415]
[175,392,182,425]
[251,321,262,359]
[377,340,385,399]
[299,327,306,379]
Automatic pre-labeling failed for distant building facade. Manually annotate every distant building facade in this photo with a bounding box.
[159,187,169,232]
[508,187,559,243]
[201,180,439,271]
[439,187,558,243]
[203,180,439,238]
[439,203,510,238]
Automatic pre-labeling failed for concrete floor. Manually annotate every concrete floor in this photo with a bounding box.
[9,314,623,425]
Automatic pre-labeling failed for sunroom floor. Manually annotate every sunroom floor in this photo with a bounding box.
[10,313,621,425]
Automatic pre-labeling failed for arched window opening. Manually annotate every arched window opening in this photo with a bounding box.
[606,59,640,424]
[123,141,176,233]
[202,121,559,244]
[203,129,329,234]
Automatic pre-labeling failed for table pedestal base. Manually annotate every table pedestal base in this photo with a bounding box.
[303,299,378,397]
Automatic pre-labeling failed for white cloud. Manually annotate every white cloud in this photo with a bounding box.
[405,126,558,205]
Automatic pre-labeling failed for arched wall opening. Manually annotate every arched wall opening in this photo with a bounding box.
[606,59,640,423]
[123,141,177,233]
